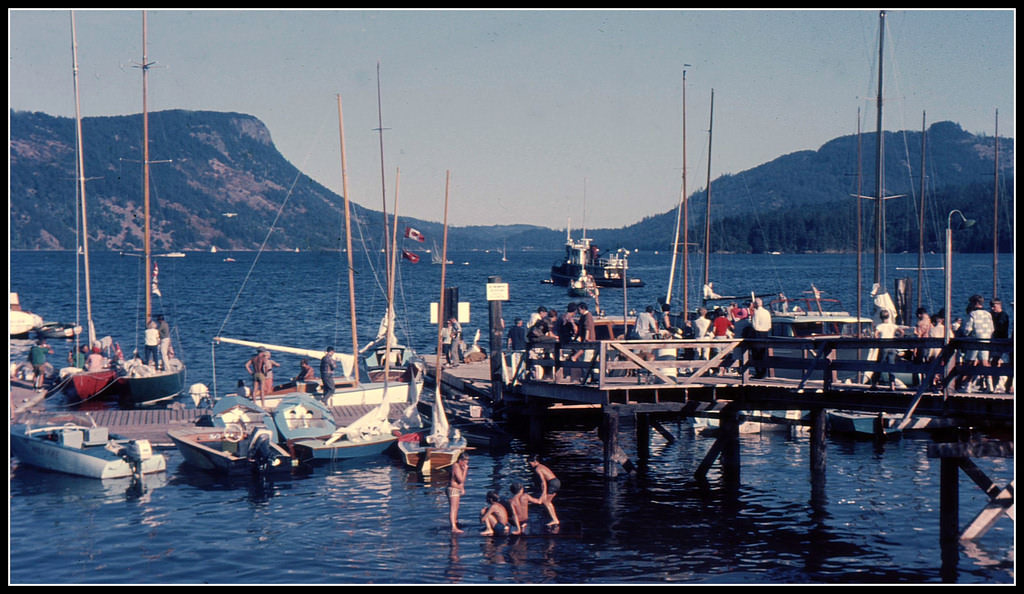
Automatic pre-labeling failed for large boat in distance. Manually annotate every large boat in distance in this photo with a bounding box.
[549,234,644,288]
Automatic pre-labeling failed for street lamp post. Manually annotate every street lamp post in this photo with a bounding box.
[944,210,975,345]
[944,210,975,397]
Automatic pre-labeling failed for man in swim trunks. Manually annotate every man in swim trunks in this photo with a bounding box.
[508,481,542,535]
[448,454,469,533]
[528,455,561,526]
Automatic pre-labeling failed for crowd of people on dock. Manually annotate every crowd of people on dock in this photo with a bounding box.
[490,291,1011,392]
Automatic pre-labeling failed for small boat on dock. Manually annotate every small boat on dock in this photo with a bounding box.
[36,321,83,340]
[11,414,166,480]
[274,393,398,463]
[168,396,294,475]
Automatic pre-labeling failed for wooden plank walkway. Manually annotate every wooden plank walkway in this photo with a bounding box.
[10,380,417,448]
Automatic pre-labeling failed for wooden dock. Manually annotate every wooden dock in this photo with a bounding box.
[427,334,1014,553]
[10,380,416,448]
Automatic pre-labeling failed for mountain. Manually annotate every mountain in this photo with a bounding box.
[9,109,1013,254]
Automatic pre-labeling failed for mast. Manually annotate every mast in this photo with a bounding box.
[856,109,863,326]
[71,11,96,348]
[336,94,360,383]
[375,62,391,292]
[992,109,999,299]
[385,168,401,378]
[681,68,689,317]
[434,172,452,383]
[917,111,926,309]
[142,10,154,323]
[872,10,885,288]
[666,66,689,310]
[702,88,714,304]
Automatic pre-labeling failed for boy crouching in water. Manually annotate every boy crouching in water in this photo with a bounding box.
[480,490,510,536]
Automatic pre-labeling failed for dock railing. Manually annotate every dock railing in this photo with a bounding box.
[511,337,1013,397]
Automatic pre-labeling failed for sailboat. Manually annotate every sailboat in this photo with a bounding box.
[397,171,466,472]
[115,11,187,406]
[828,10,903,438]
[213,93,422,421]
[57,12,124,404]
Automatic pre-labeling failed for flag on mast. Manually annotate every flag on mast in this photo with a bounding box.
[404,227,425,242]
[401,250,420,263]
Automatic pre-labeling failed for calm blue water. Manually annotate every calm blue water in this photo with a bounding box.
[9,248,1014,584]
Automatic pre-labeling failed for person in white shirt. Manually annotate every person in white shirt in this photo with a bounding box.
[750,298,772,378]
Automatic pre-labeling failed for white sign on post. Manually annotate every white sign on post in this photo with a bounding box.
[486,282,509,301]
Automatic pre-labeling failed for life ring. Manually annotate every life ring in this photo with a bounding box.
[223,423,244,443]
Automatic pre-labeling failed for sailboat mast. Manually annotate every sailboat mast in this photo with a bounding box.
[917,112,926,309]
[71,11,96,348]
[336,94,360,384]
[666,67,689,310]
[856,108,863,326]
[375,62,391,290]
[142,10,153,323]
[872,10,886,288]
[385,168,402,376]
[992,109,999,299]
[434,171,452,381]
[702,88,714,301]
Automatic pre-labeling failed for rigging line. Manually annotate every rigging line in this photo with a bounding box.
[738,174,786,297]
[215,117,330,338]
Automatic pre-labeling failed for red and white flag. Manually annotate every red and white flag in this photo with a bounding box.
[402,250,420,263]
[404,226,425,242]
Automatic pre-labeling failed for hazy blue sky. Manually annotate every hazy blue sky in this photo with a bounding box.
[9,9,1015,229]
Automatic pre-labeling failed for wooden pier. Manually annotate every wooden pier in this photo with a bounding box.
[428,334,1013,561]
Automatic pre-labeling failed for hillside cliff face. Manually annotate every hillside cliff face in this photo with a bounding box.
[9,109,1013,253]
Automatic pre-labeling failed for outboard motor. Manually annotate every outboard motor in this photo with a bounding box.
[118,439,154,487]
[246,428,284,474]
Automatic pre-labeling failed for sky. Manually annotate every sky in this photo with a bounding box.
[8,9,1016,230]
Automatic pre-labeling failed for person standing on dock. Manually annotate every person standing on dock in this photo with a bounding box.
[29,338,53,391]
[635,305,659,339]
[750,298,772,378]
[528,455,561,527]
[507,317,528,352]
[448,454,469,534]
[961,294,993,392]
[989,298,1010,392]
[870,309,903,390]
[320,347,336,399]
